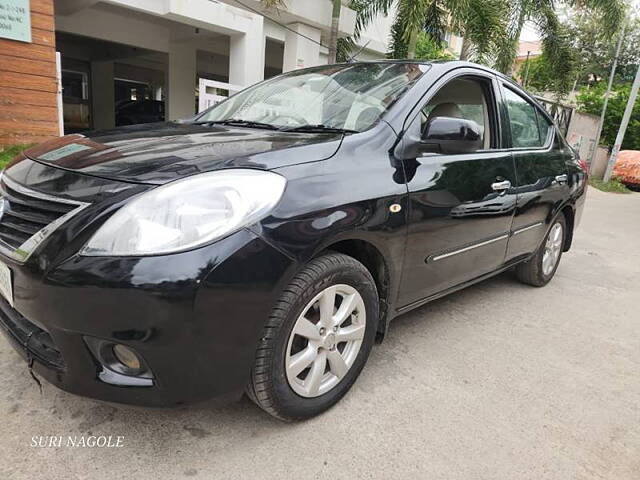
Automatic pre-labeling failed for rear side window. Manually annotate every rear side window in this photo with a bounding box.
[503,87,546,148]
[536,109,553,144]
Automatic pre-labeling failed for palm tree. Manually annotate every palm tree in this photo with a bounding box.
[352,0,506,62]
[494,0,627,76]
[353,0,627,100]
[328,0,342,63]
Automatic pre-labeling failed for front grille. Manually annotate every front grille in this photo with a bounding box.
[0,299,65,370]
[0,176,88,262]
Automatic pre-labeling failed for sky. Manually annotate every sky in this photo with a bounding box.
[520,23,540,42]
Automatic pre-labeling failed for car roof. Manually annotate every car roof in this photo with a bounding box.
[348,59,514,82]
[346,59,551,118]
[289,59,513,86]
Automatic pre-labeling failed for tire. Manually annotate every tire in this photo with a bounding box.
[516,214,566,287]
[246,252,379,421]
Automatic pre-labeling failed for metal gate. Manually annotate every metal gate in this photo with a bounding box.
[197,79,243,113]
[534,95,574,137]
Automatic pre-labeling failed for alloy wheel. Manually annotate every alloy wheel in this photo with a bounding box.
[542,222,563,276]
[285,284,366,398]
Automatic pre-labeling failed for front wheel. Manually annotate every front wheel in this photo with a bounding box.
[516,214,566,287]
[246,253,378,421]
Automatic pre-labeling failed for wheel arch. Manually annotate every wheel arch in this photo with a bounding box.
[317,238,392,342]
[560,203,575,252]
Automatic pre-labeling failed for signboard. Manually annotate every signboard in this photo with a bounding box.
[0,0,31,43]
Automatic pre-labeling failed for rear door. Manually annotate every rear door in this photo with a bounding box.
[397,70,517,308]
[499,84,570,261]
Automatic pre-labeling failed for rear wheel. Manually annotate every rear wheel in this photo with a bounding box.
[246,253,378,421]
[516,214,566,287]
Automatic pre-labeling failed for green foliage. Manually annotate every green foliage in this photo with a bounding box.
[494,0,627,97]
[352,0,628,96]
[415,32,455,60]
[336,37,357,62]
[388,28,453,60]
[517,53,574,96]
[0,144,32,169]
[568,16,640,87]
[577,82,640,150]
[457,0,507,64]
[589,177,631,193]
[358,0,506,62]
[536,3,578,97]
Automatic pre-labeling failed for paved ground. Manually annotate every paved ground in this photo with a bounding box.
[1,187,639,480]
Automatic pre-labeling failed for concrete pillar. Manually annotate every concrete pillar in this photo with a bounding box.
[167,41,196,120]
[283,23,322,72]
[229,14,265,87]
[90,60,115,130]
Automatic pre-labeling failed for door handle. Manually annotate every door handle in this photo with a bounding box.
[555,174,568,184]
[491,180,511,192]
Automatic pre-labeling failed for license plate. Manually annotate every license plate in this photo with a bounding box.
[0,261,14,307]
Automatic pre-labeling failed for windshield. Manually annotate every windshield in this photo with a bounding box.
[197,63,429,132]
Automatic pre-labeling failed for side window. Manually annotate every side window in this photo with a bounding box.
[535,109,552,144]
[420,76,495,149]
[503,87,546,148]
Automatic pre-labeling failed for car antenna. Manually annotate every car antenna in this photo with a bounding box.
[347,40,371,63]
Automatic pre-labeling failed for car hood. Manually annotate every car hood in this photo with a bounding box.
[23,122,344,185]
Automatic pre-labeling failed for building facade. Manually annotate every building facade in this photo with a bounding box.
[0,0,462,146]
[0,0,60,145]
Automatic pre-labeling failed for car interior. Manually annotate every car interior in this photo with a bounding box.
[420,77,492,150]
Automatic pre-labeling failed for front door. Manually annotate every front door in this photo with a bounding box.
[397,72,517,308]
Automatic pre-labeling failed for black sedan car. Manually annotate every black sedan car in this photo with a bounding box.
[0,61,587,420]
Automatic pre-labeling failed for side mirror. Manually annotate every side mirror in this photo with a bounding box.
[419,116,483,155]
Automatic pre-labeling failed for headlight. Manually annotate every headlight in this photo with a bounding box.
[81,169,286,256]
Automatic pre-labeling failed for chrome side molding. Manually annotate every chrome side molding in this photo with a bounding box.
[429,234,509,262]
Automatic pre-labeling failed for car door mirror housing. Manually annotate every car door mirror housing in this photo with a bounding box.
[422,116,483,154]
[403,117,483,157]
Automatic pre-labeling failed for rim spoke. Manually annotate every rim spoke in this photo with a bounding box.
[305,350,326,396]
[333,293,358,326]
[336,323,365,342]
[553,225,562,242]
[288,346,317,378]
[318,286,337,327]
[327,350,348,379]
[293,317,321,340]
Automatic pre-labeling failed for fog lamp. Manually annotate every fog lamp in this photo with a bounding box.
[112,344,142,371]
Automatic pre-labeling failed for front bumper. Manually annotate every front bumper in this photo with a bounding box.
[0,229,295,407]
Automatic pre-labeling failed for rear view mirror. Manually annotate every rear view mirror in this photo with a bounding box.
[420,116,483,155]
[395,116,484,160]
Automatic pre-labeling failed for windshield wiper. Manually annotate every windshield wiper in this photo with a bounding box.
[197,119,280,130]
[280,124,359,134]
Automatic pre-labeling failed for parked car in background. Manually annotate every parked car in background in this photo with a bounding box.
[116,99,165,126]
[0,61,587,421]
